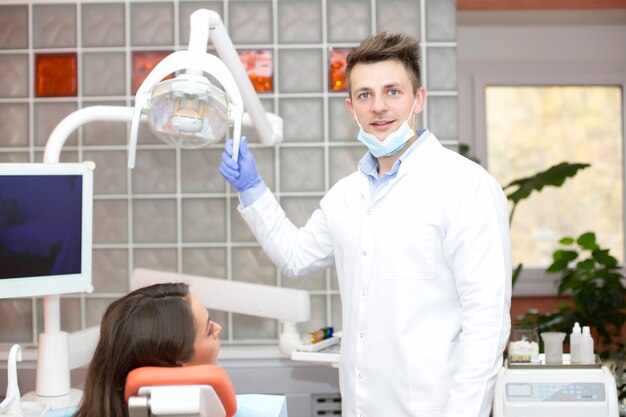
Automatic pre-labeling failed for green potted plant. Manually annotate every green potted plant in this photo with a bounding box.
[518,231,626,402]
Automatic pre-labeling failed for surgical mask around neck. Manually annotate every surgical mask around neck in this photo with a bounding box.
[354,101,417,158]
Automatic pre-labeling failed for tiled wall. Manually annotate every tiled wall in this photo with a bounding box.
[0,0,457,346]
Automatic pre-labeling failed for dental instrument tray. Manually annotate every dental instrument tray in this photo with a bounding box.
[291,333,341,365]
[507,354,602,369]
[296,335,340,352]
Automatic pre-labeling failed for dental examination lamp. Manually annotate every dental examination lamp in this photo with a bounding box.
[128,8,283,168]
[25,8,285,411]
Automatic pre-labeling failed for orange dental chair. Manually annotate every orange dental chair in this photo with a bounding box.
[125,365,237,417]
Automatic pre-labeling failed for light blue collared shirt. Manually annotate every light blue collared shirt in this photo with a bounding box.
[240,129,431,206]
[357,129,430,199]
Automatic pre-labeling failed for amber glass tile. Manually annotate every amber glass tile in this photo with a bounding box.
[328,47,352,92]
[35,53,77,97]
[238,49,273,93]
[132,51,174,94]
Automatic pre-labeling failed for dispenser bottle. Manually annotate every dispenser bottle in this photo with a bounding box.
[569,322,581,364]
[579,326,595,364]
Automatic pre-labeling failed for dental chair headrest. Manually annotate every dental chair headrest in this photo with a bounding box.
[124,365,237,417]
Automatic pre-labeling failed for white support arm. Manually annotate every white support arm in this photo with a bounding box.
[131,268,310,354]
[68,326,100,371]
[189,9,282,146]
[44,106,134,164]
[131,269,310,323]
[34,105,132,404]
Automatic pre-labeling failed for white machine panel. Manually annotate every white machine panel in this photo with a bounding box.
[493,359,619,417]
[505,381,605,402]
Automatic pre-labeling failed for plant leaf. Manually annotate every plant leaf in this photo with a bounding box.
[548,250,578,272]
[592,249,618,268]
[576,258,596,272]
[503,162,590,204]
[577,232,598,250]
[512,263,523,287]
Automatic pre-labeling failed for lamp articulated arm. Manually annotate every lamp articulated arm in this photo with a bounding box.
[189,10,281,147]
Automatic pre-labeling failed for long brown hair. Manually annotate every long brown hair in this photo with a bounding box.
[74,283,196,417]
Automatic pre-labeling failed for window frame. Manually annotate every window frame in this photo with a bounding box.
[458,60,626,296]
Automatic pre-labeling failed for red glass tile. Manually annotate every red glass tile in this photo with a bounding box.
[328,47,353,92]
[238,49,273,93]
[132,51,174,94]
[35,53,77,97]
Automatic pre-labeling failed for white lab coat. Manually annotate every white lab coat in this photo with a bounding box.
[239,133,512,417]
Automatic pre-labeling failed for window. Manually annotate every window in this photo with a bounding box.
[486,85,623,267]
[459,54,626,295]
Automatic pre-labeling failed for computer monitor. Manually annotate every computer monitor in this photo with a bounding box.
[0,162,94,298]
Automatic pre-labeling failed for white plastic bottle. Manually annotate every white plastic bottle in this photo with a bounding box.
[579,326,595,364]
[569,322,581,364]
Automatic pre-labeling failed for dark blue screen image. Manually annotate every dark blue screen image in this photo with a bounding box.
[0,175,83,279]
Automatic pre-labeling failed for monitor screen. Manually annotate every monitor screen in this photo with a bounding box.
[0,162,94,298]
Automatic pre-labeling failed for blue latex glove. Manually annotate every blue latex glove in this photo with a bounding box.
[219,136,262,192]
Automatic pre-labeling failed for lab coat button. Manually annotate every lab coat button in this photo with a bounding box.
[362,251,366,256]
[367,209,371,215]
[359,332,364,338]
[358,373,363,379]
[361,291,366,297]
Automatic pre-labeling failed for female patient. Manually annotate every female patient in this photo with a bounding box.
[74,282,222,417]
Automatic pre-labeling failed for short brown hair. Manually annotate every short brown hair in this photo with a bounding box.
[346,32,422,95]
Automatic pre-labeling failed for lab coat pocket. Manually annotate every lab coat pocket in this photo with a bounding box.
[385,226,435,280]
[408,344,450,413]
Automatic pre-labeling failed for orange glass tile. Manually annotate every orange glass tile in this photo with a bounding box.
[35,53,78,97]
[238,49,273,93]
[328,47,353,92]
[132,51,174,94]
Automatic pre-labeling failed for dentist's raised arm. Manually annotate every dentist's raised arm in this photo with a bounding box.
[219,137,267,207]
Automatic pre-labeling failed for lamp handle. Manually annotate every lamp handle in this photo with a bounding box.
[231,106,242,163]
[127,95,147,169]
